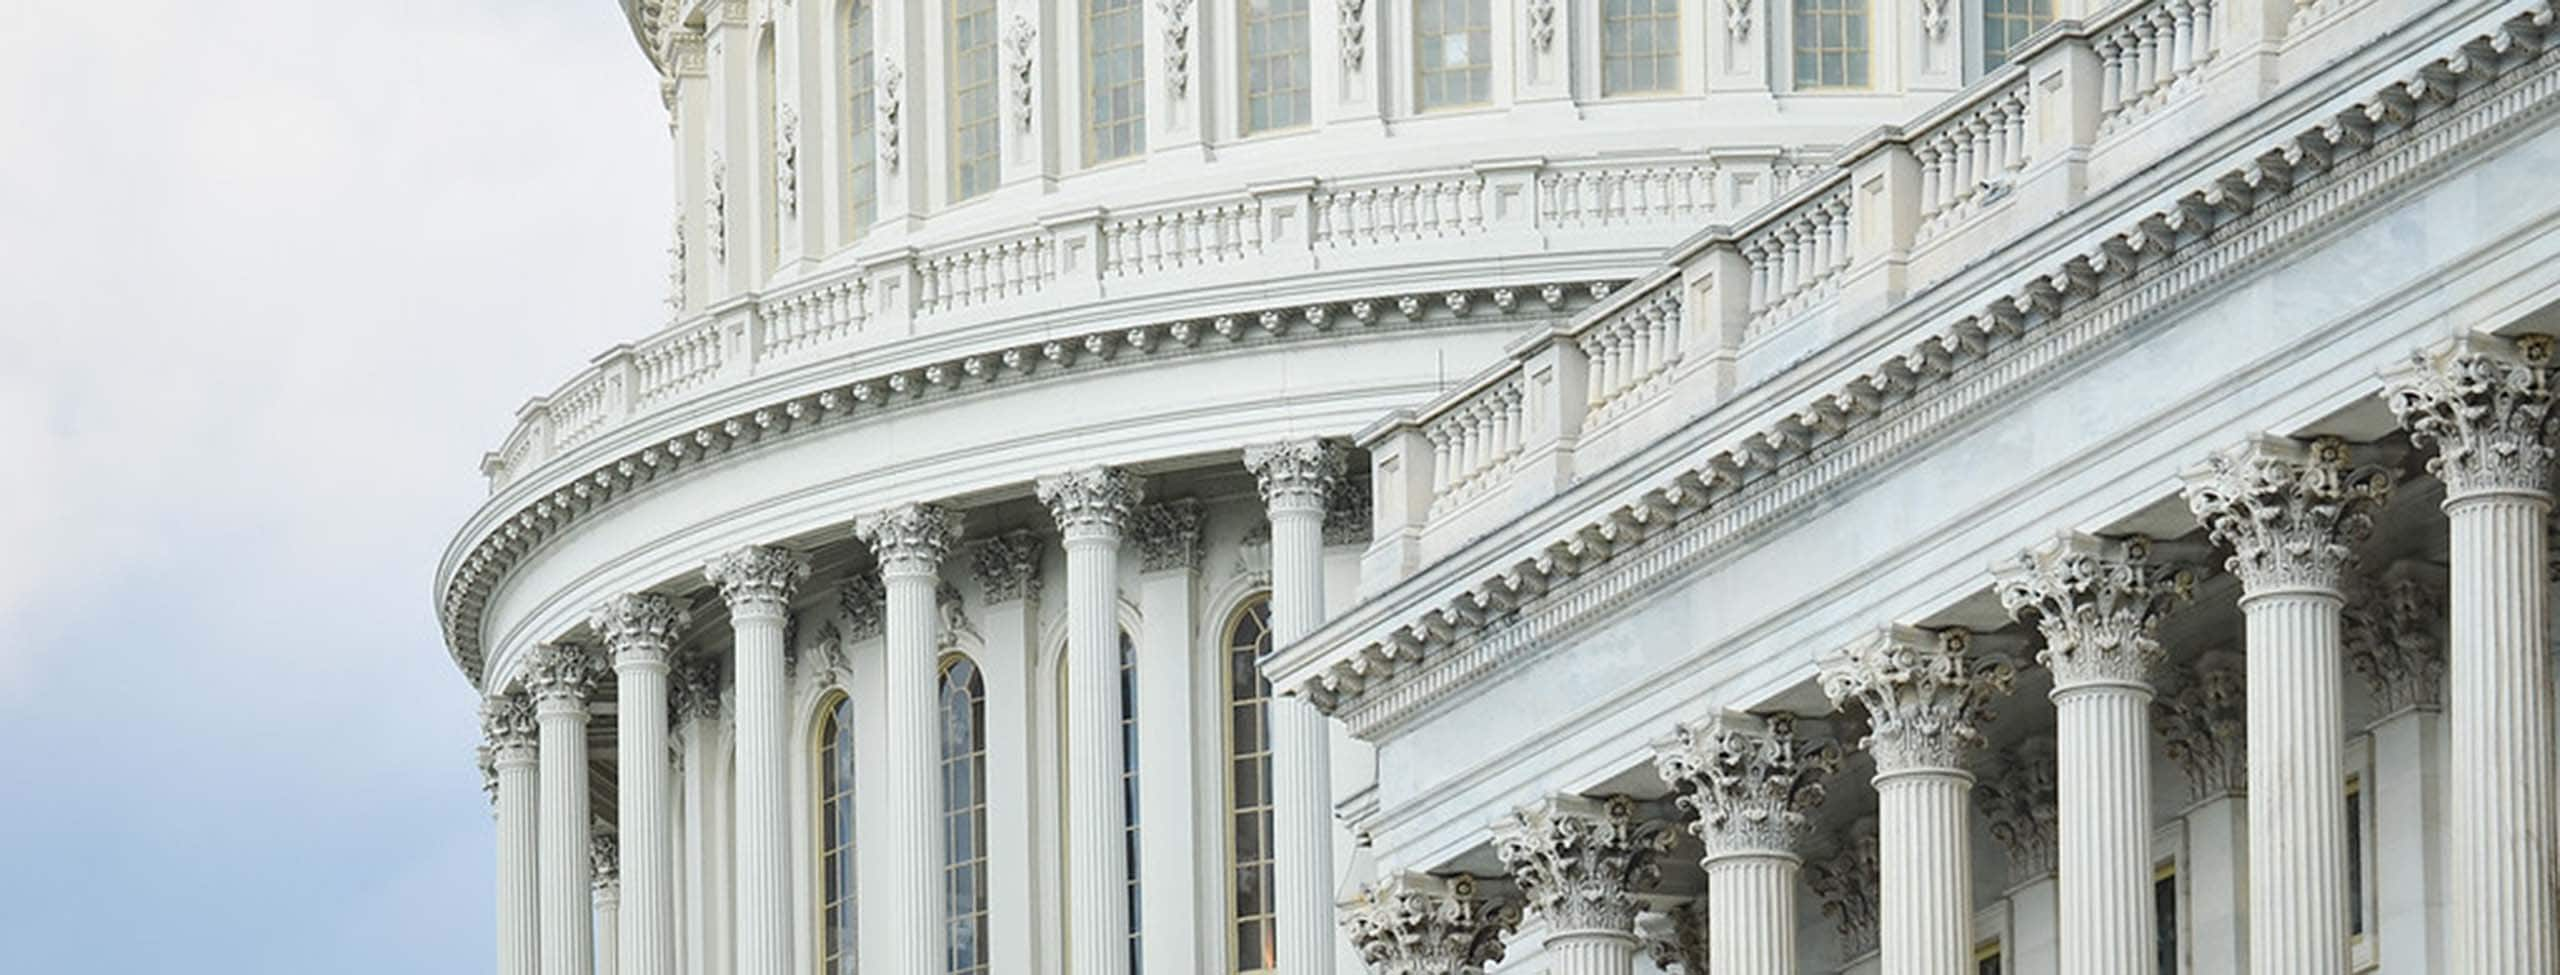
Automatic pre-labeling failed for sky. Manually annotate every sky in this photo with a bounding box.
[0,3,666,970]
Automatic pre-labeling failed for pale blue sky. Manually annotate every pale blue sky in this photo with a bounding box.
[0,3,667,970]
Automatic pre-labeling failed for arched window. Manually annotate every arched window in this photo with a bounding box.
[843,0,879,235]
[1241,0,1312,134]
[1980,0,2053,70]
[939,656,990,975]
[948,0,1002,201]
[817,693,858,975]
[1792,0,1871,90]
[1085,0,1147,163]
[1225,596,1278,973]
[1119,631,1142,972]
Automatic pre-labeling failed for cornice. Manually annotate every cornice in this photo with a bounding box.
[436,279,1621,685]
[1277,0,2560,738]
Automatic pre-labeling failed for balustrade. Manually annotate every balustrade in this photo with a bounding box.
[1313,175,1489,248]
[1916,79,2033,243]
[2097,0,2219,137]
[1101,198,1266,277]
[1424,376,1528,514]
[1742,183,1855,340]
[634,324,725,411]
[1581,283,1685,427]
[1539,163,1720,229]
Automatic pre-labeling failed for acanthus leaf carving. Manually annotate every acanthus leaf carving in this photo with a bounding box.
[526,642,608,705]
[2341,566,2447,715]
[1338,0,1369,71]
[1003,16,1037,132]
[854,503,962,576]
[1994,533,2194,689]
[1819,626,2014,772]
[1976,736,2061,883]
[1245,439,1348,511]
[670,657,726,725]
[704,544,811,614]
[1490,794,1671,934]
[1132,498,1207,573]
[1651,711,1840,858]
[1340,872,1520,975]
[481,690,540,754]
[1639,899,1710,973]
[590,833,621,891]
[971,529,1045,604]
[2382,332,2559,498]
[2153,653,2247,801]
[590,592,691,665]
[1037,466,1144,541]
[837,571,887,643]
[2180,435,2393,594]
[1158,0,1194,97]
[1807,822,1882,958]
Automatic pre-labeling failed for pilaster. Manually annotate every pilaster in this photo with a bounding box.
[968,529,1045,975]
[1131,498,1206,974]
[1312,0,1385,127]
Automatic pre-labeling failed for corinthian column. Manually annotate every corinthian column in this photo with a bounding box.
[1652,711,1842,975]
[484,691,541,975]
[2183,435,2392,975]
[1491,795,1669,975]
[1996,534,2193,975]
[592,835,622,975]
[592,593,689,975]
[1820,626,2015,975]
[854,504,963,975]
[1039,466,1144,975]
[1245,438,1349,975]
[704,545,811,975]
[529,642,608,975]
[1340,872,1520,974]
[2384,332,2560,974]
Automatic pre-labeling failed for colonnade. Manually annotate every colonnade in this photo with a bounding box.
[1338,332,2560,975]
[479,439,1352,975]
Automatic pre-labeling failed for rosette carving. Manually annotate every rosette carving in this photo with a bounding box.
[1639,899,1709,973]
[1132,499,1206,573]
[971,530,1044,604]
[1807,824,1882,957]
[1490,795,1671,934]
[2180,435,2393,593]
[855,503,962,576]
[1651,711,1840,858]
[1976,736,2060,883]
[704,544,810,614]
[1245,439,1347,511]
[526,642,607,705]
[1995,533,2194,689]
[590,592,690,665]
[2382,332,2559,498]
[2152,653,2247,801]
[482,690,539,754]
[1037,467,1143,541]
[1819,626,2015,773]
[1340,872,1519,975]
[2341,568,2446,715]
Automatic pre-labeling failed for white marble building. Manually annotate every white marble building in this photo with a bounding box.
[440,0,2560,973]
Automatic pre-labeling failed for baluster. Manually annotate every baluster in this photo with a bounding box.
[2170,1,2196,76]
[1747,247,1770,314]
[2193,0,2215,61]
[1830,201,1853,273]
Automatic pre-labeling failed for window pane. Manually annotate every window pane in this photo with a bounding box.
[1415,0,1492,111]
[949,0,1001,200]
[1086,0,1147,163]
[1225,597,1279,971]
[1242,0,1313,133]
[1601,0,1681,96]
[1981,0,2054,70]
[1793,0,1870,89]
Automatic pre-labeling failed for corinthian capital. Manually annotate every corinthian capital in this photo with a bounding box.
[2382,332,2560,498]
[837,572,886,642]
[1131,499,1207,573]
[525,642,607,706]
[1639,900,1709,973]
[1807,824,1882,958]
[2342,567,2447,715]
[481,690,540,755]
[1037,466,1144,541]
[1340,872,1520,975]
[1245,439,1348,512]
[704,545,810,615]
[2152,653,2247,801]
[590,834,620,891]
[1976,736,2060,883]
[1651,711,1840,859]
[854,503,962,576]
[2180,435,2393,594]
[589,592,690,665]
[1994,533,2194,689]
[970,530,1044,604]
[670,658,725,725]
[1490,794,1671,934]
[1819,626,2015,773]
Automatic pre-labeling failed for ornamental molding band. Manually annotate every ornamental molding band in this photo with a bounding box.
[1003,16,1037,132]
[1819,626,2015,773]
[1651,711,1841,859]
[1037,466,1144,541]
[1993,533,2195,689]
[438,281,1601,685]
[2180,436,2394,594]
[1158,0,1194,97]
[854,503,963,575]
[590,592,690,660]
[1976,735,2061,883]
[590,834,621,891]
[1807,823,1882,958]
[670,658,725,725]
[2381,330,2560,499]
[527,642,607,704]
[1282,0,2560,737]
[2152,652,2247,801]
[1340,872,1521,975]
[704,544,811,612]
[970,531,1044,604]
[1131,498,1206,573]
[483,691,540,752]
[875,58,902,171]
[1638,899,1709,973]
[1489,794,1672,935]
[2341,565,2449,715]
[1245,438,1348,509]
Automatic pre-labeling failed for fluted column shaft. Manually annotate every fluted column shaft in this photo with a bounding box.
[598,593,685,975]
[537,685,597,975]
[2239,588,2350,974]
[1546,932,1637,975]
[1249,441,1343,975]
[707,546,803,975]
[2054,683,2155,974]
[857,506,960,975]
[1043,467,1140,975]
[1707,852,1801,974]
[1876,769,1973,975]
[493,737,540,975]
[595,880,623,975]
[2446,490,2559,970]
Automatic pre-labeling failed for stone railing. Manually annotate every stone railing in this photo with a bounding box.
[1356,0,2367,580]
[482,152,1824,490]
